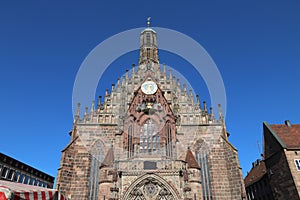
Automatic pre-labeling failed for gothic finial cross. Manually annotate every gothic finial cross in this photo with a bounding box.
[147,17,151,27]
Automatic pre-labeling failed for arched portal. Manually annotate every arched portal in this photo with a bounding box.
[122,174,180,200]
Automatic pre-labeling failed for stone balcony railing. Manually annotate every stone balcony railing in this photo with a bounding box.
[115,159,187,172]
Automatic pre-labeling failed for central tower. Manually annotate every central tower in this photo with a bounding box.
[138,18,159,65]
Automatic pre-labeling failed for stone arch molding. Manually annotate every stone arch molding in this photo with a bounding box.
[90,139,106,162]
[122,174,180,200]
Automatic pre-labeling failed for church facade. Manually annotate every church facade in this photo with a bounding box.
[56,24,246,200]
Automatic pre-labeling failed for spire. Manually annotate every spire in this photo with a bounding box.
[132,64,136,75]
[163,64,166,74]
[218,104,224,122]
[169,69,173,79]
[97,96,102,111]
[138,18,159,65]
[185,148,200,169]
[196,95,201,110]
[183,83,187,92]
[75,103,80,118]
[203,101,207,112]
[84,106,88,116]
[117,78,121,88]
[210,107,214,120]
[111,83,115,92]
[100,146,115,168]
[74,102,81,123]
[90,100,95,113]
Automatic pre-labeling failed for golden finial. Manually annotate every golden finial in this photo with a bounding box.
[147,17,151,27]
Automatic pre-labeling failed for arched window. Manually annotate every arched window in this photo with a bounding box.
[128,125,134,158]
[140,119,160,155]
[166,123,173,158]
[146,33,151,44]
[196,148,212,200]
[89,140,105,200]
[146,48,150,58]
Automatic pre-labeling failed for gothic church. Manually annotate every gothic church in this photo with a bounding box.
[56,22,245,200]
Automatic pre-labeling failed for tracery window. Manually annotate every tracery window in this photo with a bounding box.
[89,140,105,200]
[196,150,212,200]
[166,123,173,158]
[140,119,160,155]
[126,177,176,200]
[128,125,134,158]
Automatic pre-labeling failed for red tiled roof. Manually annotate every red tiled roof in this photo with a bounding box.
[244,160,267,187]
[270,124,300,149]
[185,149,200,169]
[100,147,114,168]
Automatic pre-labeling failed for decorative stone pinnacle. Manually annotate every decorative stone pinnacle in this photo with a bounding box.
[90,100,95,112]
[97,96,102,108]
[75,102,81,117]
[203,101,207,111]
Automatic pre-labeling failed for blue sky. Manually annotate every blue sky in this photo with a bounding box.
[0,1,300,179]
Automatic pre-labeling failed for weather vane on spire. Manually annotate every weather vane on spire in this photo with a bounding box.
[147,17,151,27]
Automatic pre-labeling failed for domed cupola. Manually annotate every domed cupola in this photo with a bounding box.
[138,17,159,65]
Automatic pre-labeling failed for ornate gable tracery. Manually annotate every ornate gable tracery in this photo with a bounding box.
[122,174,179,200]
[123,77,177,159]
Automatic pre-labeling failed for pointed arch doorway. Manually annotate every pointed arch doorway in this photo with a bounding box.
[122,174,180,200]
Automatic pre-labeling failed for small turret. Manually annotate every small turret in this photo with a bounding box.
[132,64,136,75]
[203,101,207,112]
[196,95,201,110]
[111,84,115,92]
[74,102,81,123]
[169,69,173,79]
[138,17,159,65]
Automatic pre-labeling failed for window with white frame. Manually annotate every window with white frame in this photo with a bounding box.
[294,159,300,171]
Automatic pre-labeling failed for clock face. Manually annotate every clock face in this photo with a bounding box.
[141,81,158,95]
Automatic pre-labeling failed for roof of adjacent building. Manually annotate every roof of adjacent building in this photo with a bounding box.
[244,160,267,187]
[0,152,54,183]
[264,121,300,149]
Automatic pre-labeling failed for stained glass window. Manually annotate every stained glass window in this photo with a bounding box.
[166,123,172,158]
[128,125,134,158]
[89,140,105,200]
[140,119,160,155]
[196,150,212,200]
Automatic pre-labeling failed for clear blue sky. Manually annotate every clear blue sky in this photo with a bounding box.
[1,1,299,179]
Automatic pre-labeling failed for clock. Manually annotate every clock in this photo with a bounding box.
[141,81,158,94]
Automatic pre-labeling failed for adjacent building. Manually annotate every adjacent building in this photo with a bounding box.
[244,159,274,200]
[0,152,54,188]
[245,120,300,200]
[56,22,246,199]
[263,120,300,199]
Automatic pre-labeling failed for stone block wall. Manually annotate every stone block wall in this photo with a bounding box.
[56,61,245,199]
[285,150,300,197]
[265,149,298,199]
[56,136,90,199]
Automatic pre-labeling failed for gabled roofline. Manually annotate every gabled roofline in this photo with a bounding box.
[62,135,79,152]
[263,121,287,148]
